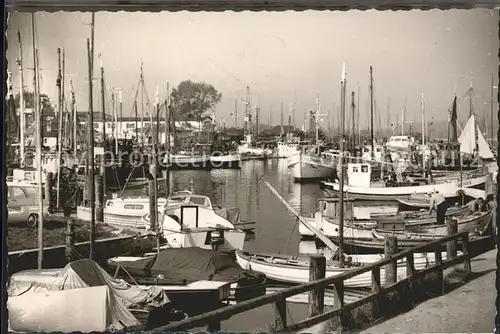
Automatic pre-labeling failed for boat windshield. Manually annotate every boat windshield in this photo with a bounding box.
[166,195,212,208]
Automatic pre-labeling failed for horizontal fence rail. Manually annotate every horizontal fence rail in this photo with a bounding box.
[152,231,472,332]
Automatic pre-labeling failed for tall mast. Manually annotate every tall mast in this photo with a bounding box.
[70,80,76,154]
[17,31,26,163]
[87,12,96,260]
[31,13,44,269]
[339,63,347,268]
[369,65,374,158]
[234,97,238,128]
[111,88,118,156]
[351,91,355,151]
[56,48,63,209]
[491,75,495,147]
[99,59,107,194]
[100,60,106,145]
[140,60,145,144]
[280,102,284,136]
[421,93,425,146]
[255,96,260,137]
[357,83,360,147]
[165,82,171,196]
[62,49,66,146]
[315,94,320,144]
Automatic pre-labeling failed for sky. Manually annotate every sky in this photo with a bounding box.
[5,9,499,132]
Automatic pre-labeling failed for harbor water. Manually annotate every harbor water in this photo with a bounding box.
[123,158,322,255]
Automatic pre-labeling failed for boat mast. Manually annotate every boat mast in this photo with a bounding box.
[339,63,347,268]
[165,82,170,196]
[56,48,63,209]
[87,12,96,259]
[140,60,145,145]
[17,31,26,163]
[70,80,76,154]
[280,101,284,136]
[31,13,44,269]
[351,91,355,151]
[99,59,107,193]
[315,94,320,144]
[357,83,360,147]
[234,97,238,128]
[369,66,374,159]
[491,75,495,147]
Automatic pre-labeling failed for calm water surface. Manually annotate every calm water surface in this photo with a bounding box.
[124,159,323,255]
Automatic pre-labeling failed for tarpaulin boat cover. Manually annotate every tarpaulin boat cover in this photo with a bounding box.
[8,259,171,329]
[113,247,257,284]
[8,285,135,332]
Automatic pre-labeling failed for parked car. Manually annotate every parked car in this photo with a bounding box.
[7,185,50,227]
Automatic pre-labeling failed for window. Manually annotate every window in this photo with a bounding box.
[352,167,359,173]
[11,187,27,198]
[126,123,135,129]
[361,165,369,173]
[124,204,144,210]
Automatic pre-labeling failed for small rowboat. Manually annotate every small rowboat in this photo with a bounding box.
[235,250,457,288]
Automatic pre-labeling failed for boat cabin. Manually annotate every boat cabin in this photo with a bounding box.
[347,163,371,187]
[165,194,213,210]
[317,197,355,220]
[386,135,414,151]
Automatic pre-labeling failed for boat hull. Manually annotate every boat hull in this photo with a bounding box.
[163,155,212,170]
[235,251,453,288]
[322,174,487,201]
[210,154,242,169]
[287,154,335,181]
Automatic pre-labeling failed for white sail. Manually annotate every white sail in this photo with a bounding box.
[458,114,476,155]
[477,126,495,159]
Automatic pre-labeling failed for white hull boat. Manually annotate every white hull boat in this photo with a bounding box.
[142,192,246,251]
[77,196,168,229]
[235,251,457,288]
[275,142,300,159]
[323,174,487,201]
[287,153,335,181]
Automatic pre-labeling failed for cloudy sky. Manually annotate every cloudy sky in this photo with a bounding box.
[6,9,498,131]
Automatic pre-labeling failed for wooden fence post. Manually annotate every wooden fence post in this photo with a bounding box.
[434,247,444,294]
[308,255,326,317]
[384,236,398,286]
[446,218,458,260]
[461,233,471,273]
[45,172,53,212]
[406,253,416,277]
[371,266,381,320]
[95,174,104,222]
[274,297,287,330]
[65,218,75,263]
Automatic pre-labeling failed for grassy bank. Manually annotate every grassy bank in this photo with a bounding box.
[7,219,123,252]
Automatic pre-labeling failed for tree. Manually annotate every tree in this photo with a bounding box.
[14,91,55,116]
[170,80,222,122]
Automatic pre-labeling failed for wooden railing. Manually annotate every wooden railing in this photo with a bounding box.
[152,231,473,332]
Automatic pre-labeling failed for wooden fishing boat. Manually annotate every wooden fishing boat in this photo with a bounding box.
[235,250,456,288]
[321,163,487,201]
[210,152,242,169]
[299,198,491,239]
[287,145,339,181]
